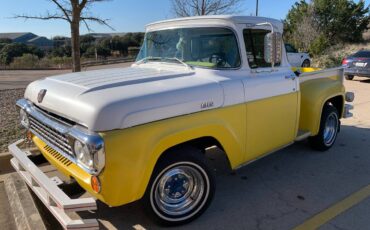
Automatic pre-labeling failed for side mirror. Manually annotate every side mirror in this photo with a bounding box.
[264,32,282,67]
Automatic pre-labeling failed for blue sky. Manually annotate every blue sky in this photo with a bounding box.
[0,0,368,38]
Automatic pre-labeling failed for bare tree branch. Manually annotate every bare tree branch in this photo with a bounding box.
[171,0,244,17]
[80,16,115,31]
[13,13,69,21]
[51,0,72,22]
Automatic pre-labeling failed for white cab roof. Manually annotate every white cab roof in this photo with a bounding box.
[146,15,284,33]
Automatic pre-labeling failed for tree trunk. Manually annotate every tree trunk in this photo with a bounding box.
[71,20,81,72]
[201,0,206,15]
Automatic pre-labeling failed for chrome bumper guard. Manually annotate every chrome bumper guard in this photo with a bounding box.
[8,139,99,230]
[343,104,354,118]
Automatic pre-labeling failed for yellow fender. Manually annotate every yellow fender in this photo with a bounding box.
[99,104,246,206]
[299,77,345,135]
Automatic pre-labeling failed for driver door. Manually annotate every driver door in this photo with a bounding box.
[242,29,299,162]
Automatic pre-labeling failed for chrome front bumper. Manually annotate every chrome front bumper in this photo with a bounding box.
[343,91,355,118]
[343,104,354,118]
[8,139,99,230]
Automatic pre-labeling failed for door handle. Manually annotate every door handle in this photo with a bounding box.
[285,75,296,80]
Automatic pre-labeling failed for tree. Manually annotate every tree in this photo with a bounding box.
[284,1,321,52]
[285,0,370,55]
[0,43,43,65]
[0,38,12,44]
[313,0,370,43]
[80,35,96,55]
[16,0,113,72]
[171,0,244,17]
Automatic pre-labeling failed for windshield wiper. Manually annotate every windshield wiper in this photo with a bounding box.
[135,56,161,65]
[162,57,193,70]
[135,56,193,70]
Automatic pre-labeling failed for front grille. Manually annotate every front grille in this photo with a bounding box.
[43,145,72,166]
[29,116,74,156]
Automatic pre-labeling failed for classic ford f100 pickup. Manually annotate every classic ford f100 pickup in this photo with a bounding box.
[9,16,354,228]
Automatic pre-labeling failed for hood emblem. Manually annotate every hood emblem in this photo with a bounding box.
[37,89,47,103]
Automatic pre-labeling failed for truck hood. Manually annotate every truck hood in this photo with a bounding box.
[25,64,224,131]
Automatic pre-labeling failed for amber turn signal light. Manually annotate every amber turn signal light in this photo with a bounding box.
[91,176,101,193]
[26,130,32,141]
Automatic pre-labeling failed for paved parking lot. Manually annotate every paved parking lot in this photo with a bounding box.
[1,74,370,230]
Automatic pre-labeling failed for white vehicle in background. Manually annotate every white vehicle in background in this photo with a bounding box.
[285,43,311,67]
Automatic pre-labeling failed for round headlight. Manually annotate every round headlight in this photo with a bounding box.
[20,109,30,129]
[74,140,94,169]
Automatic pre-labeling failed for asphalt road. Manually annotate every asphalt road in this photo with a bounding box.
[1,73,370,230]
[0,62,133,90]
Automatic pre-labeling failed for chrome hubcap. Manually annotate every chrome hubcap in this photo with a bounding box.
[154,165,205,216]
[323,112,338,146]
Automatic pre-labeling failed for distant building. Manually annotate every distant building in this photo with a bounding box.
[0,32,53,49]
[84,32,127,39]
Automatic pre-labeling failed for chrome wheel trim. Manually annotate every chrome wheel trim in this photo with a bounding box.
[150,162,210,222]
[323,112,338,146]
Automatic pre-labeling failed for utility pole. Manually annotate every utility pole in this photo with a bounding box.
[256,0,259,16]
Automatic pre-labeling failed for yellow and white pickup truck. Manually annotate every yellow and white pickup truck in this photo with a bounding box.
[9,16,354,228]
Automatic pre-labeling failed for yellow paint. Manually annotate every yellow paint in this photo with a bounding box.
[292,67,322,73]
[294,184,370,230]
[299,77,345,135]
[245,92,299,162]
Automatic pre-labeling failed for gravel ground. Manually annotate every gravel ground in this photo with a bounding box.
[0,89,25,153]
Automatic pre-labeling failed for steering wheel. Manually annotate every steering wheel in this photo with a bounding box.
[209,53,226,67]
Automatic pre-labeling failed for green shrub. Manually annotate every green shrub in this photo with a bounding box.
[309,35,330,56]
[50,56,72,69]
[9,54,39,69]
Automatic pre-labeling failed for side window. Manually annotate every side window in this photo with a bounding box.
[243,29,281,69]
[285,44,297,53]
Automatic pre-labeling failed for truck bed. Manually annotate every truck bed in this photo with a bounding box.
[294,67,344,83]
[296,67,345,137]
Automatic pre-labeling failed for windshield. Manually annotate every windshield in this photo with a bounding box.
[136,27,241,69]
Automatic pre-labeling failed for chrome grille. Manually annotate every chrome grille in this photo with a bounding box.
[29,116,73,156]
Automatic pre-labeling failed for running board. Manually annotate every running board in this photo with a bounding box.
[295,130,311,141]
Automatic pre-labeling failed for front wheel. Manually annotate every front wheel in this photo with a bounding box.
[309,105,339,151]
[143,147,215,226]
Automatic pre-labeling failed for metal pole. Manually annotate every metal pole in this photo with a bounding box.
[256,0,259,16]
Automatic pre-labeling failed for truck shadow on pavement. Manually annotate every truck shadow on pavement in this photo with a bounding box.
[77,124,370,230]
[356,78,370,84]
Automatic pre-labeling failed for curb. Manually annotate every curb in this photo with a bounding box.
[4,173,47,230]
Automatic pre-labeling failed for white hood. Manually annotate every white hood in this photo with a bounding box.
[25,64,224,131]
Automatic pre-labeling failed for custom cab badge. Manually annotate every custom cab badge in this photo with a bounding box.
[37,89,47,103]
[201,101,214,109]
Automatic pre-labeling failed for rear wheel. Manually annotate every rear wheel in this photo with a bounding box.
[309,105,339,151]
[345,75,354,80]
[302,59,310,67]
[143,147,215,226]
